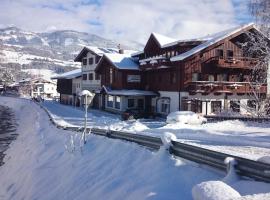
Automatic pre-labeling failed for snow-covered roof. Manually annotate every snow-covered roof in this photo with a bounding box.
[74,46,119,62]
[84,46,119,56]
[131,50,144,57]
[152,32,177,46]
[171,23,255,62]
[104,53,139,70]
[51,69,81,79]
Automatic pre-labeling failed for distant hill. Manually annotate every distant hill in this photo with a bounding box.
[0,26,139,81]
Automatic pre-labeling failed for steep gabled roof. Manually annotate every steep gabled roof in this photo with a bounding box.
[151,32,177,47]
[171,23,255,62]
[95,53,139,72]
[74,46,119,62]
[51,69,81,79]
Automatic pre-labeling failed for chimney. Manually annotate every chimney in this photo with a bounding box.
[118,44,124,54]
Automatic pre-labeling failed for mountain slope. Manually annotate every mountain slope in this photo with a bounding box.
[0,26,136,80]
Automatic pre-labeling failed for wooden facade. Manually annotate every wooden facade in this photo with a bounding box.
[96,57,142,90]
[133,26,268,96]
[57,79,72,95]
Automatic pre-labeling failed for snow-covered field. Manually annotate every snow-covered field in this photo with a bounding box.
[21,69,58,80]
[0,48,80,68]
[0,97,269,200]
[42,100,270,161]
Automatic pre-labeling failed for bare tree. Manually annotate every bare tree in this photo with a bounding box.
[0,68,14,86]
[249,0,270,36]
[236,0,270,116]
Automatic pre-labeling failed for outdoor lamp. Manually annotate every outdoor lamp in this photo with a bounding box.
[80,90,94,144]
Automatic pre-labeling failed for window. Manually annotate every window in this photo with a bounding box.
[82,58,87,65]
[96,56,100,64]
[161,103,169,113]
[211,101,221,113]
[110,68,113,84]
[115,96,121,109]
[107,95,113,107]
[216,49,224,58]
[127,75,141,83]
[88,73,93,80]
[192,73,199,81]
[208,75,215,81]
[217,74,227,81]
[88,57,94,65]
[247,100,256,110]
[230,101,240,112]
[128,99,135,108]
[95,73,100,80]
[82,74,87,80]
[170,72,176,84]
[227,50,233,58]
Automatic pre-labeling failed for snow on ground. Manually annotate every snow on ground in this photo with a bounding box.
[42,100,270,160]
[21,69,58,80]
[0,96,226,200]
[0,49,80,68]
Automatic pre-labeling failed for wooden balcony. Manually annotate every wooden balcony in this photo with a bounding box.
[139,57,172,70]
[204,56,258,69]
[186,81,267,95]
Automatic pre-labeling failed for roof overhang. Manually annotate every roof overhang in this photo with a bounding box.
[100,86,158,96]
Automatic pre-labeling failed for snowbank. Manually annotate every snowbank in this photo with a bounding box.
[192,181,241,200]
[41,100,270,161]
[109,120,149,132]
[166,111,207,125]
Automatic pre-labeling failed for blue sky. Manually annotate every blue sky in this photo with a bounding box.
[0,0,253,45]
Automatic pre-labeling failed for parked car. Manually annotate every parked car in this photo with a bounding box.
[166,111,207,125]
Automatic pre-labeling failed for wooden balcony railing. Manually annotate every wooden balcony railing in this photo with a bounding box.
[203,56,258,69]
[139,57,172,70]
[186,81,267,95]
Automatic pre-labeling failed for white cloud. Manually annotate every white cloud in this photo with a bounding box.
[0,0,251,46]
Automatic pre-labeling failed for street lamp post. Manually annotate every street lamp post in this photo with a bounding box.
[80,90,94,144]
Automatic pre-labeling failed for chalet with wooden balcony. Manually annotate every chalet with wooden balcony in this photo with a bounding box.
[95,53,157,113]
[131,23,269,116]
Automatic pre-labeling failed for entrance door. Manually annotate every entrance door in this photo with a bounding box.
[138,99,144,109]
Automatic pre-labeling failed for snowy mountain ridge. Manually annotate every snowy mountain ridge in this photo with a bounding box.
[0,26,136,80]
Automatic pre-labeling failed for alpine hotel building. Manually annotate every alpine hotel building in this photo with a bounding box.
[56,23,269,117]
